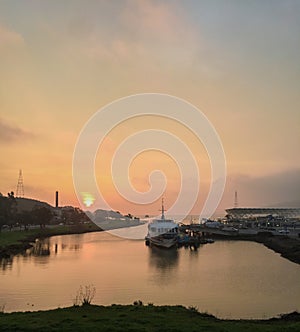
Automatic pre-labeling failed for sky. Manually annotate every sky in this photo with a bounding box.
[0,0,299,216]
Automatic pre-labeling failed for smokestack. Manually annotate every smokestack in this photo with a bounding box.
[55,191,59,208]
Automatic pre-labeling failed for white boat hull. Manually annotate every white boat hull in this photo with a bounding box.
[148,235,178,249]
[145,198,179,249]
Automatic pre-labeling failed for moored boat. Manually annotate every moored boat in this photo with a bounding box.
[145,199,178,249]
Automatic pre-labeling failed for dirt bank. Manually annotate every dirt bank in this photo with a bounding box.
[256,235,300,265]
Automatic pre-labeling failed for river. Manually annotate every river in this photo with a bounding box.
[0,231,299,319]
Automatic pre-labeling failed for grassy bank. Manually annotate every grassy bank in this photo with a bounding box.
[0,224,101,258]
[0,304,299,332]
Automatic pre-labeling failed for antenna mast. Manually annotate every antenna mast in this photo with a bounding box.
[16,169,24,198]
[234,190,238,208]
[160,197,165,220]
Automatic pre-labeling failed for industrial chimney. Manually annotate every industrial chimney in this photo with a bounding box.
[55,191,59,208]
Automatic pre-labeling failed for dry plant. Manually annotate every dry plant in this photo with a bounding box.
[73,284,96,306]
[0,303,5,313]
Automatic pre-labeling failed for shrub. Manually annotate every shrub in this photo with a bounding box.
[73,285,96,306]
[133,300,143,306]
[188,305,198,313]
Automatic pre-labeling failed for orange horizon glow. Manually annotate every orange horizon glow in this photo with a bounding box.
[1,1,299,214]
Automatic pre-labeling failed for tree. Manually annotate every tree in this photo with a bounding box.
[0,215,5,232]
[7,192,17,228]
[7,191,15,199]
[61,207,89,225]
[0,193,17,231]
[0,196,8,232]
[32,206,53,228]
[17,211,34,231]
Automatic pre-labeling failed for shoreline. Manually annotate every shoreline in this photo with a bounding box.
[1,226,300,265]
[0,304,299,331]
[256,235,300,265]
[0,224,102,259]
[210,233,300,265]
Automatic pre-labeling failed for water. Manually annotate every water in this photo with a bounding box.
[0,231,300,319]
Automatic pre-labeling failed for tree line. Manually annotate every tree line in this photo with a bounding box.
[0,192,53,231]
[0,192,89,232]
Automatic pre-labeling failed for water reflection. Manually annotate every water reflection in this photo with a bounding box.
[0,236,85,271]
[148,247,179,270]
[61,243,81,251]
[1,233,300,318]
[57,234,84,253]
[22,239,51,265]
[148,247,179,284]
[0,256,13,271]
[30,239,51,256]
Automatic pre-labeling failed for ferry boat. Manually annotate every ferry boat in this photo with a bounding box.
[145,199,179,249]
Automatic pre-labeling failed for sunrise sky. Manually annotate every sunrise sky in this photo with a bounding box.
[1,0,299,215]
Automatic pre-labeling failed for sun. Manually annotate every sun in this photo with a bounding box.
[81,192,95,208]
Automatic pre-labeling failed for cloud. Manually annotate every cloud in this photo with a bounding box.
[0,24,24,50]
[121,0,180,41]
[84,37,142,63]
[70,0,196,67]
[0,118,33,143]
[219,169,300,212]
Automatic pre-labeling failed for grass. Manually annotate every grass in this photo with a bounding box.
[0,305,299,332]
[0,229,39,247]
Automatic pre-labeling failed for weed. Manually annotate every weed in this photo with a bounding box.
[188,305,198,313]
[0,303,5,313]
[73,285,96,306]
[133,300,143,306]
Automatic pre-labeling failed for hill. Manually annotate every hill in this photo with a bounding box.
[15,197,54,213]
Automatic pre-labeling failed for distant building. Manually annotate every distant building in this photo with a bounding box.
[226,208,300,220]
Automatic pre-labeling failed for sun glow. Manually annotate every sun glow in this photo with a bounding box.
[81,192,95,208]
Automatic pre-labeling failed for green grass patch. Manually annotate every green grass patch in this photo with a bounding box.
[0,224,101,249]
[0,305,299,332]
[0,229,40,247]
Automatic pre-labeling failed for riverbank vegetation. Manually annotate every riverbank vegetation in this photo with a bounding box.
[0,304,299,331]
[0,192,101,258]
[0,223,101,258]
